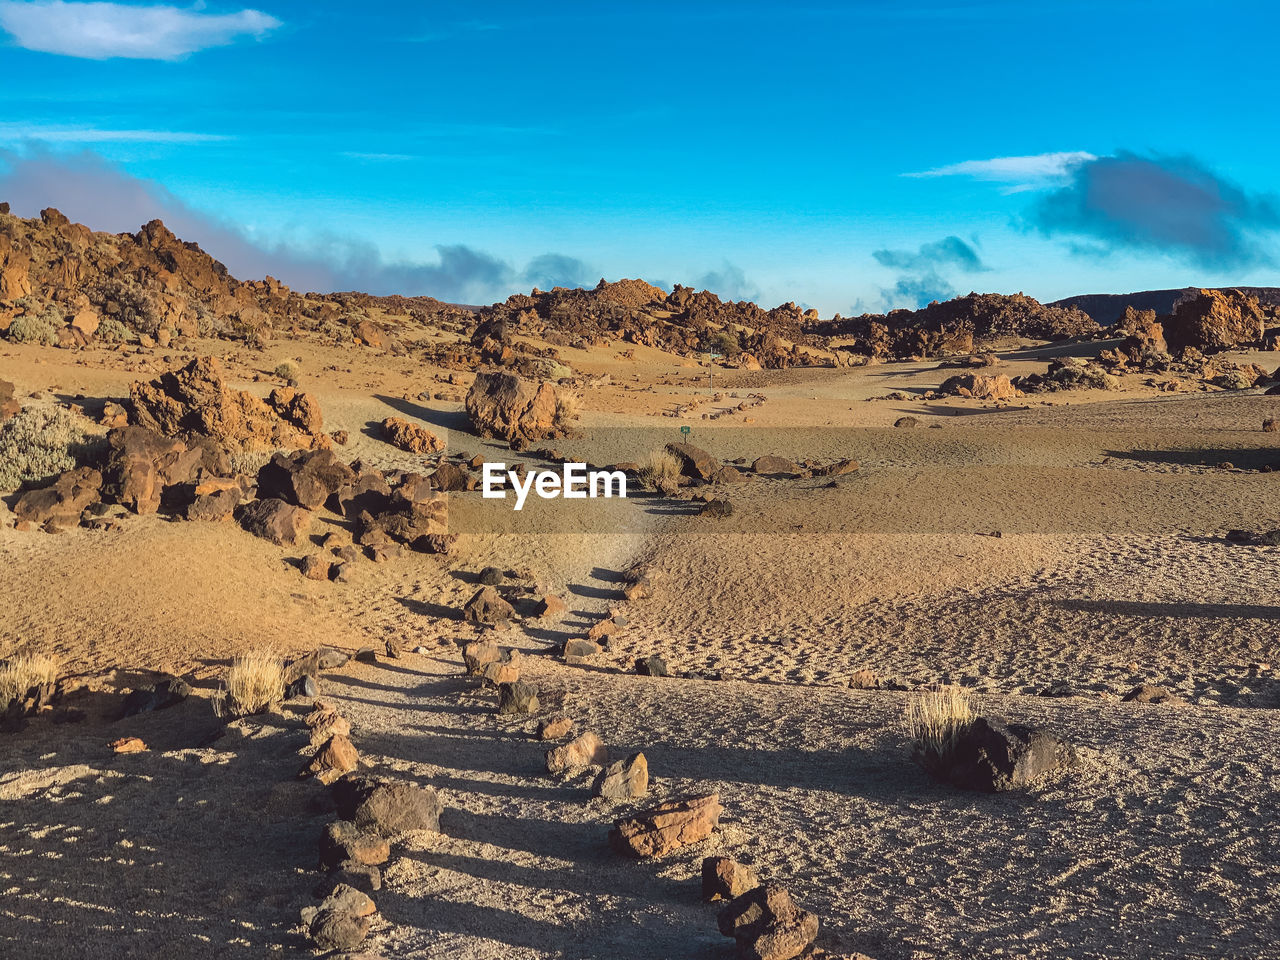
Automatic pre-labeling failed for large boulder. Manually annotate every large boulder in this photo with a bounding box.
[609,792,722,858]
[381,416,444,454]
[465,372,561,443]
[1163,289,1265,353]
[13,467,102,529]
[130,356,325,450]
[665,442,719,481]
[103,425,206,514]
[462,585,515,624]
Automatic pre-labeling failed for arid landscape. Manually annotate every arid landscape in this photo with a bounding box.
[1,202,1279,960]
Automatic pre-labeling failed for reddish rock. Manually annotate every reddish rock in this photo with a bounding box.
[593,752,648,800]
[256,448,355,510]
[546,731,607,775]
[463,586,515,625]
[305,734,359,784]
[14,467,102,530]
[717,883,819,960]
[609,792,723,858]
[382,416,444,454]
[301,553,333,581]
[537,715,574,740]
[703,857,761,902]
[239,498,312,545]
[1163,289,1266,353]
[940,373,1017,401]
[665,441,719,480]
[320,820,390,869]
[465,372,562,443]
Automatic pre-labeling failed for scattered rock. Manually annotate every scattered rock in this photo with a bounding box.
[305,906,372,952]
[465,371,564,443]
[894,416,920,428]
[497,680,539,715]
[593,752,648,800]
[717,882,819,960]
[286,675,319,700]
[609,792,723,858]
[462,641,502,675]
[564,638,602,661]
[535,594,568,619]
[14,466,102,530]
[1122,683,1181,704]
[702,857,760,902]
[256,448,354,510]
[931,717,1077,792]
[306,734,359,784]
[381,416,444,454]
[538,715,574,740]
[463,585,515,625]
[478,565,504,586]
[332,775,442,837]
[301,553,333,581]
[940,373,1018,401]
[848,668,879,690]
[238,497,312,545]
[700,499,734,518]
[120,677,191,718]
[636,655,669,677]
[315,861,381,895]
[319,820,391,869]
[109,736,147,754]
[751,455,799,476]
[666,441,719,480]
[546,731,607,775]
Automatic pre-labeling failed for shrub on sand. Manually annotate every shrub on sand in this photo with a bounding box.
[904,685,976,774]
[273,359,301,381]
[0,653,59,705]
[0,405,94,491]
[637,449,681,491]
[554,388,580,427]
[225,649,284,715]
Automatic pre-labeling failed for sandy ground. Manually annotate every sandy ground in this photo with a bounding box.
[1,332,1279,958]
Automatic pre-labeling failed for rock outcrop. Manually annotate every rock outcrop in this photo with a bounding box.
[465,372,563,444]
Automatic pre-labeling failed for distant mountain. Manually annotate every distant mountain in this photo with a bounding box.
[1050,287,1280,324]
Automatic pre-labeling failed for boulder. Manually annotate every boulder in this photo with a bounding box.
[185,486,241,521]
[1122,683,1180,704]
[478,565,504,586]
[462,641,502,675]
[636,655,670,677]
[13,467,102,530]
[336,472,392,518]
[465,372,561,443]
[702,857,760,902]
[535,594,567,619]
[751,455,799,476]
[332,776,442,837]
[934,716,1077,792]
[700,499,734,518]
[665,441,719,480]
[463,585,515,624]
[593,752,648,800]
[546,731,607,775]
[1163,289,1266,353]
[301,554,333,581]
[238,498,312,545]
[256,448,355,510]
[120,677,191,718]
[717,883,819,960]
[564,638,602,660]
[609,792,723,858]
[130,357,325,450]
[305,734,359,784]
[815,458,859,477]
[104,425,204,514]
[940,373,1018,401]
[381,416,444,454]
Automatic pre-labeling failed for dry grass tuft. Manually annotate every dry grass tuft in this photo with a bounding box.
[225,649,285,715]
[637,449,681,491]
[0,653,59,704]
[273,359,301,381]
[904,685,976,770]
[554,388,581,426]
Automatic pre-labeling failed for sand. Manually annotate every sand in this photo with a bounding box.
[1,332,1279,958]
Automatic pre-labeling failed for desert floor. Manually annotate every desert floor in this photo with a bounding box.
[1,334,1278,959]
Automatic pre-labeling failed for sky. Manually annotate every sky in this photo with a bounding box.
[0,0,1278,315]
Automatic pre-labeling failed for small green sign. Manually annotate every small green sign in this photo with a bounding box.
[680,426,691,437]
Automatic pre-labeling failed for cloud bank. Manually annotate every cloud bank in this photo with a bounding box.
[0,1,280,60]
[1027,151,1280,270]
[872,235,987,309]
[906,151,1096,193]
[0,147,595,303]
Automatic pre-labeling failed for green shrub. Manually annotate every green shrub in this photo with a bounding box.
[6,310,61,346]
[96,318,131,343]
[0,406,95,490]
[273,359,301,380]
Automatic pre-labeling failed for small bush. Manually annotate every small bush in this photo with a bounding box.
[554,388,580,426]
[225,649,284,715]
[273,359,301,381]
[0,406,94,490]
[637,449,681,491]
[6,310,61,346]
[0,653,58,705]
[904,685,975,773]
[703,329,742,358]
[96,318,131,343]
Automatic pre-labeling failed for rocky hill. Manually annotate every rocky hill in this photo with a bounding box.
[815,292,1099,360]
[1051,287,1280,325]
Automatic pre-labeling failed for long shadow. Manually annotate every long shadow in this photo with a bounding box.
[396,596,462,620]
[1055,598,1280,621]
[374,393,474,434]
[0,716,324,958]
[1105,448,1280,470]
[566,583,625,601]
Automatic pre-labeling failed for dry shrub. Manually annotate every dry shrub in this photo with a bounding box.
[554,388,580,426]
[0,653,59,704]
[904,685,975,772]
[273,359,301,381]
[225,649,284,715]
[0,405,96,491]
[637,448,681,491]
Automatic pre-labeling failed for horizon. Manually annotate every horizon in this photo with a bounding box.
[1,0,1278,314]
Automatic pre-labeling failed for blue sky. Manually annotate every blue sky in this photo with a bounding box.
[0,0,1278,314]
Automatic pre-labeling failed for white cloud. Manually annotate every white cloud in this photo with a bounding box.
[0,1,281,60]
[905,151,1097,192]
[0,122,227,143]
